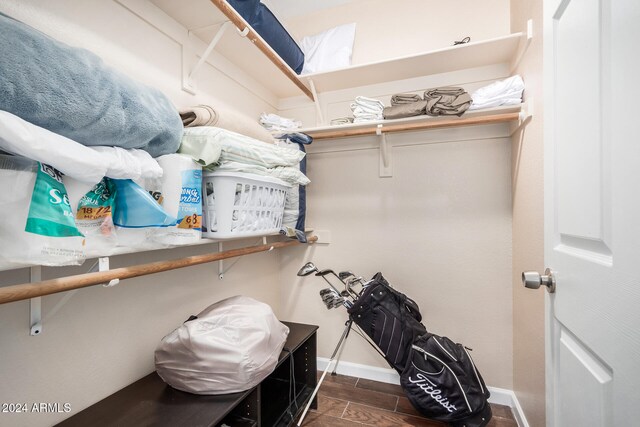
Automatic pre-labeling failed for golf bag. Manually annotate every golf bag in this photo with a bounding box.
[348,272,491,427]
[347,272,426,373]
[401,333,492,427]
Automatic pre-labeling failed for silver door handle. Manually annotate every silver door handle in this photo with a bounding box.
[522,268,556,293]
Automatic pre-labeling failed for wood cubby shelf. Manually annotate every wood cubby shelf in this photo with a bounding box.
[56,322,318,427]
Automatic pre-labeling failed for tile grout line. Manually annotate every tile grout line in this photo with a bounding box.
[341,401,349,419]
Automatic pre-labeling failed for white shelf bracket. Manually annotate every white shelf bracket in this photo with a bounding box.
[29,266,42,336]
[237,26,250,37]
[218,237,271,280]
[307,78,325,126]
[377,125,392,178]
[97,257,120,287]
[511,19,533,72]
[182,20,232,95]
[218,242,224,280]
[510,97,534,136]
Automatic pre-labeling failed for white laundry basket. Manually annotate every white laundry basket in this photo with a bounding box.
[202,171,291,239]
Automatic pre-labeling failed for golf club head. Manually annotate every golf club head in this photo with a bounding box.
[339,271,355,281]
[319,288,333,297]
[297,262,318,276]
[321,289,339,303]
[329,298,343,309]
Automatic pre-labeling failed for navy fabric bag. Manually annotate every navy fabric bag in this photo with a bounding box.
[227,0,305,74]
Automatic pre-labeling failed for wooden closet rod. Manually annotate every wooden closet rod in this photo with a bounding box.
[0,236,317,305]
[209,0,314,100]
[307,112,521,140]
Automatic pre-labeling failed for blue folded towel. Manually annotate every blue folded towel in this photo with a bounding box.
[0,12,183,157]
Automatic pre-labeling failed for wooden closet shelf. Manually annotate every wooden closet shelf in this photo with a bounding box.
[301,106,523,140]
[0,236,317,306]
[145,2,531,99]
[208,0,314,100]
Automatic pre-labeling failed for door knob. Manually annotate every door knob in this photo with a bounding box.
[522,268,556,293]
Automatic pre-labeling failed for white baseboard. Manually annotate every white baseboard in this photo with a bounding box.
[316,358,529,427]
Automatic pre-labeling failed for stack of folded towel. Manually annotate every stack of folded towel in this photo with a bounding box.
[330,117,354,126]
[383,87,473,119]
[469,75,524,110]
[383,93,428,120]
[351,96,385,122]
[423,87,472,116]
[259,113,312,145]
[259,113,302,132]
[390,93,422,105]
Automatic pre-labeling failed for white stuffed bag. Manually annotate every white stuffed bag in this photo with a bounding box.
[155,295,289,394]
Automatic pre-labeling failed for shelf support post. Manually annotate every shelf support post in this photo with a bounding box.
[307,78,325,126]
[218,242,224,280]
[29,266,42,336]
[510,97,534,136]
[511,19,533,72]
[183,20,232,94]
[98,257,120,288]
[377,125,392,178]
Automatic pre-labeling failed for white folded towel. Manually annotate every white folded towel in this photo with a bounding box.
[352,96,384,111]
[350,96,385,122]
[259,113,302,132]
[469,75,525,110]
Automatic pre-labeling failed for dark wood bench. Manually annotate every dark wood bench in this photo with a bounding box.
[57,322,318,427]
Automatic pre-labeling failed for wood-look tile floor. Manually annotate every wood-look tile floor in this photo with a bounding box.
[302,373,518,427]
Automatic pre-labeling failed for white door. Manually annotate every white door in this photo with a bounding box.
[543,0,640,426]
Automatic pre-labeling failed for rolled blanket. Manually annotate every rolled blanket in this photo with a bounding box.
[391,93,422,105]
[383,100,428,120]
[423,87,472,116]
[180,105,275,144]
[0,12,182,157]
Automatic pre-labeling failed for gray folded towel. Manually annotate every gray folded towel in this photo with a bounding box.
[390,93,422,105]
[330,117,354,126]
[423,87,472,116]
[383,100,428,120]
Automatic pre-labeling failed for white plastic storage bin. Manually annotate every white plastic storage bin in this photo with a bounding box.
[202,171,291,239]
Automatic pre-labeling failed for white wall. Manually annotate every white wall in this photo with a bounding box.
[278,0,516,391]
[285,0,510,66]
[0,1,287,426]
[280,129,514,388]
[511,0,546,426]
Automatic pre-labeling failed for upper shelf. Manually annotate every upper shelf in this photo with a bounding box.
[300,32,526,95]
[146,0,531,100]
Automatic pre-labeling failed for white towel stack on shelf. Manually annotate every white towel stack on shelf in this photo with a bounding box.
[350,96,385,123]
[259,113,302,132]
[469,75,525,110]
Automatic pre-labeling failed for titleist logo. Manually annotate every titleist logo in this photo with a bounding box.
[408,373,457,412]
